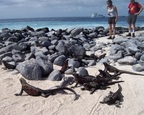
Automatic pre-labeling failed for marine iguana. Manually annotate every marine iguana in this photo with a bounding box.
[103,62,144,76]
[71,71,119,88]
[94,75,121,85]
[97,53,106,61]
[60,59,68,74]
[15,78,79,100]
[100,84,124,107]
[84,54,99,60]
[71,72,97,88]
[82,80,124,94]
[84,53,106,61]
[81,82,109,94]
[2,60,16,69]
[98,69,120,80]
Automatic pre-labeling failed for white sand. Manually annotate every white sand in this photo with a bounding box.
[1,31,144,115]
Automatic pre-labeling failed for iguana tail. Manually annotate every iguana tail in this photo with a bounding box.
[44,87,79,100]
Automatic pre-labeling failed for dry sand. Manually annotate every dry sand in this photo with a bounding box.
[1,31,144,115]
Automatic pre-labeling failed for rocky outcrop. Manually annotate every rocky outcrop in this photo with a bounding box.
[0,26,144,80]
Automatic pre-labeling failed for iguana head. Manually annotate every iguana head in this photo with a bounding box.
[118,84,122,92]
[60,59,68,73]
[19,78,27,84]
[98,69,104,74]
[103,62,107,65]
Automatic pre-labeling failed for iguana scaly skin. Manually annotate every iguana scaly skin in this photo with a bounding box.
[100,84,124,107]
[72,72,96,88]
[60,59,68,74]
[103,62,144,76]
[15,78,79,100]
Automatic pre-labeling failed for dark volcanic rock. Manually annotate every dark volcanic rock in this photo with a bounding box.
[77,67,89,77]
[69,44,86,59]
[140,54,144,61]
[2,56,13,62]
[71,28,83,37]
[0,26,144,76]
[0,52,12,62]
[36,57,53,76]
[53,55,66,66]
[0,43,18,55]
[109,50,123,61]
[12,53,25,62]
[117,56,137,65]
[132,64,144,72]
[68,58,80,68]
[113,37,128,44]
[16,59,42,80]
[135,52,142,60]
[47,70,63,81]
[55,41,65,53]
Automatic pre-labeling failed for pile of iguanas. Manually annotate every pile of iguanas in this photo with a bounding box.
[15,62,144,108]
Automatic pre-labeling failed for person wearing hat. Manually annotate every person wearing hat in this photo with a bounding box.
[126,0,143,37]
[107,0,118,39]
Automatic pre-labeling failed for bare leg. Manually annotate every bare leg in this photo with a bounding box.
[128,24,132,32]
[126,24,132,36]
[132,24,136,32]
[108,24,112,39]
[15,88,23,96]
[113,24,116,38]
[109,24,112,37]
[131,24,136,37]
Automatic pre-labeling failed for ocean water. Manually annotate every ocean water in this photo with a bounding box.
[0,16,144,30]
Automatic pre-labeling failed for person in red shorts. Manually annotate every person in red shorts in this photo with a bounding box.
[126,0,143,37]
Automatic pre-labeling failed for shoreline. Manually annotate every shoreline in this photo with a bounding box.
[0,16,144,30]
[0,28,144,114]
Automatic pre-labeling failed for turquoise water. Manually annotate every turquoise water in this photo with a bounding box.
[0,16,143,30]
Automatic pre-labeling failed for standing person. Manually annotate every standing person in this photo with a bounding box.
[126,0,143,37]
[107,0,118,39]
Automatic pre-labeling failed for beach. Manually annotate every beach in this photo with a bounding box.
[1,30,144,115]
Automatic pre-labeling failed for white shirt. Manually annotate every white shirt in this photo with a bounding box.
[108,5,116,17]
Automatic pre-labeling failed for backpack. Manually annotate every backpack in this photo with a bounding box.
[135,2,140,13]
